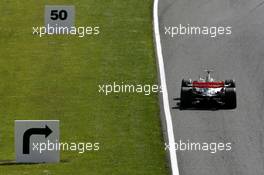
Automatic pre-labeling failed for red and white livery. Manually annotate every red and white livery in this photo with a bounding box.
[180,70,237,109]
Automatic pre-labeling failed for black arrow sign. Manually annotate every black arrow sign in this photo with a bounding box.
[23,125,53,154]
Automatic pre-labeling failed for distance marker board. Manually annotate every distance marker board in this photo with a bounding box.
[15,120,60,163]
[45,5,75,34]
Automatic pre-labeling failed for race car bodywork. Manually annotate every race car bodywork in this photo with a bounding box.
[180,70,237,109]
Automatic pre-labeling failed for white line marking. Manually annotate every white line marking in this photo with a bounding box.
[153,0,180,175]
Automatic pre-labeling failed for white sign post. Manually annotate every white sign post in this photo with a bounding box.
[15,120,60,163]
[45,5,75,34]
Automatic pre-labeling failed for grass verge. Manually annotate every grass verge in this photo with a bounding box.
[0,0,168,174]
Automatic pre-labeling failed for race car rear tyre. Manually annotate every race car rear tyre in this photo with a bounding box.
[180,87,192,109]
[225,80,236,88]
[225,88,237,109]
[181,79,192,87]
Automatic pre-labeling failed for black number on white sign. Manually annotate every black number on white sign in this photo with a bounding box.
[50,10,68,20]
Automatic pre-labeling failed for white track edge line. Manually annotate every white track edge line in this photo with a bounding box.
[153,0,180,175]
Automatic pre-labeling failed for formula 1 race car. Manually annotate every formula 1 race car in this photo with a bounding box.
[180,70,237,109]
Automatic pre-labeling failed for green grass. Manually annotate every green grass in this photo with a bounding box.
[0,0,168,174]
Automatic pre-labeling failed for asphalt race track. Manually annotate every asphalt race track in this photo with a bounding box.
[158,0,264,174]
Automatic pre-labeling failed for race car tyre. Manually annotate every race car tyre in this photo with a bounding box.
[180,87,192,109]
[181,79,192,87]
[225,88,237,109]
[225,80,236,88]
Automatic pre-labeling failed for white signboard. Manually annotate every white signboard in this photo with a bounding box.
[45,5,75,34]
[15,120,60,163]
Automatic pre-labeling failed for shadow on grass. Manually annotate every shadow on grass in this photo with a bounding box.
[0,159,69,166]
